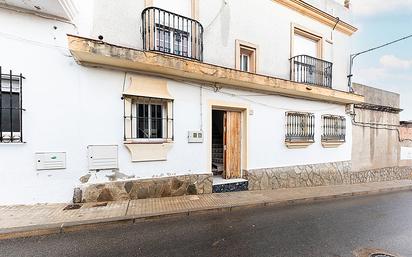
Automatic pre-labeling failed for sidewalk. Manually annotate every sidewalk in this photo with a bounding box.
[1,180,412,240]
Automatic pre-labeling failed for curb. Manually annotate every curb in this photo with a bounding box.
[1,184,411,240]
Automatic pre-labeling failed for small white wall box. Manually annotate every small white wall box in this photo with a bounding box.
[87,145,118,170]
[188,131,204,143]
[36,152,66,170]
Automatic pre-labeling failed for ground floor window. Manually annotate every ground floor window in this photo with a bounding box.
[124,96,173,142]
[0,69,24,143]
[285,112,315,143]
[322,115,346,142]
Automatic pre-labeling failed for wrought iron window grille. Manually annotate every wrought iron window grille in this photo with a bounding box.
[0,67,25,143]
[123,96,174,142]
[321,115,346,142]
[285,112,315,142]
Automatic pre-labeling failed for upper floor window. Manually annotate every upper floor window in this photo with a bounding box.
[142,7,204,61]
[285,112,315,143]
[292,27,322,59]
[290,25,332,88]
[240,53,250,72]
[156,27,171,53]
[173,31,189,56]
[155,25,190,57]
[0,68,24,143]
[235,40,258,73]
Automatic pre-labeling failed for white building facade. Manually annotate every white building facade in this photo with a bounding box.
[0,0,364,205]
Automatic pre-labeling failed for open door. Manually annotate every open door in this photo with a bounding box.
[223,111,241,179]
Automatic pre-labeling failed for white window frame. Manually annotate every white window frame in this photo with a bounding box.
[155,24,192,57]
[235,40,258,73]
[240,54,250,72]
[124,96,173,144]
[155,27,171,53]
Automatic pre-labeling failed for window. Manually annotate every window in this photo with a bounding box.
[0,69,24,143]
[142,7,203,61]
[124,96,173,142]
[156,27,171,53]
[235,40,257,73]
[290,25,333,88]
[173,32,189,57]
[292,26,322,59]
[155,25,191,57]
[240,54,250,72]
[285,112,315,143]
[322,115,346,142]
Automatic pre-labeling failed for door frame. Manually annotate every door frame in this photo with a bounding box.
[208,100,249,178]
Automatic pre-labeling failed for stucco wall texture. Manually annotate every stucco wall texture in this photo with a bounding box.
[351,83,402,171]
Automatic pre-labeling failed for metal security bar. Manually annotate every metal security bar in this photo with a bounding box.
[123,96,173,142]
[285,112,315,142]
[290,55,333,88]
[322,115,346,142]
[0,67,25,143]
[141,7,204,61]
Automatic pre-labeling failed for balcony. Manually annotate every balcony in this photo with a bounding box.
[68,35,365,104]
[290,55,333,88]
[141,7,204,62]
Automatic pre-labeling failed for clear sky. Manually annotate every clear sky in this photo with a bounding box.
[349,0,412,120]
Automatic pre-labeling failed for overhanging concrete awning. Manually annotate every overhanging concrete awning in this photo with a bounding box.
[67,35,364,105]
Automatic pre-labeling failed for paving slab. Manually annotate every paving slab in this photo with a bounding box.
[0,180,412,240]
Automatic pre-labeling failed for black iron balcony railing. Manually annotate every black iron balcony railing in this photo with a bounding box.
[290,55,333,88]
[141,7,204,61]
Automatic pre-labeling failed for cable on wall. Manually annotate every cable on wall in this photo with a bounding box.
[0,4,78,30]
[350,113,412,143]
[171,77,344,113]
[0,30,75,58]
[203,0,228,32]
[200,85,204,131]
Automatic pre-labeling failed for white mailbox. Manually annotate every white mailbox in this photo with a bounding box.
[36,152,66,170]
[87,145,118,170]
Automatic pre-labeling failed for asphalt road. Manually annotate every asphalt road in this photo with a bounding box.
[1,191,412,257]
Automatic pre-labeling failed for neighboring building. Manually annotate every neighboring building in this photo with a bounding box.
[400,121,412,167]
[350,83,411,182]
[0,0,370,205]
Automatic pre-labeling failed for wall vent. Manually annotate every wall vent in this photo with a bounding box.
[87,145,118,170]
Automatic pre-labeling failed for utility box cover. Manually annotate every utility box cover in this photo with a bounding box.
[36,152,66,170]
[87,145,118,170]
[188,131,204,143]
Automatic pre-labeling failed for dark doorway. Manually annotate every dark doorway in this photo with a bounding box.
[212,110,225,176]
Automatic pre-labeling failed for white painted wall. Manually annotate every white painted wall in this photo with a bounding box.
[198,0,352,91]
[0,0,354,205]
[90,0,354,91]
